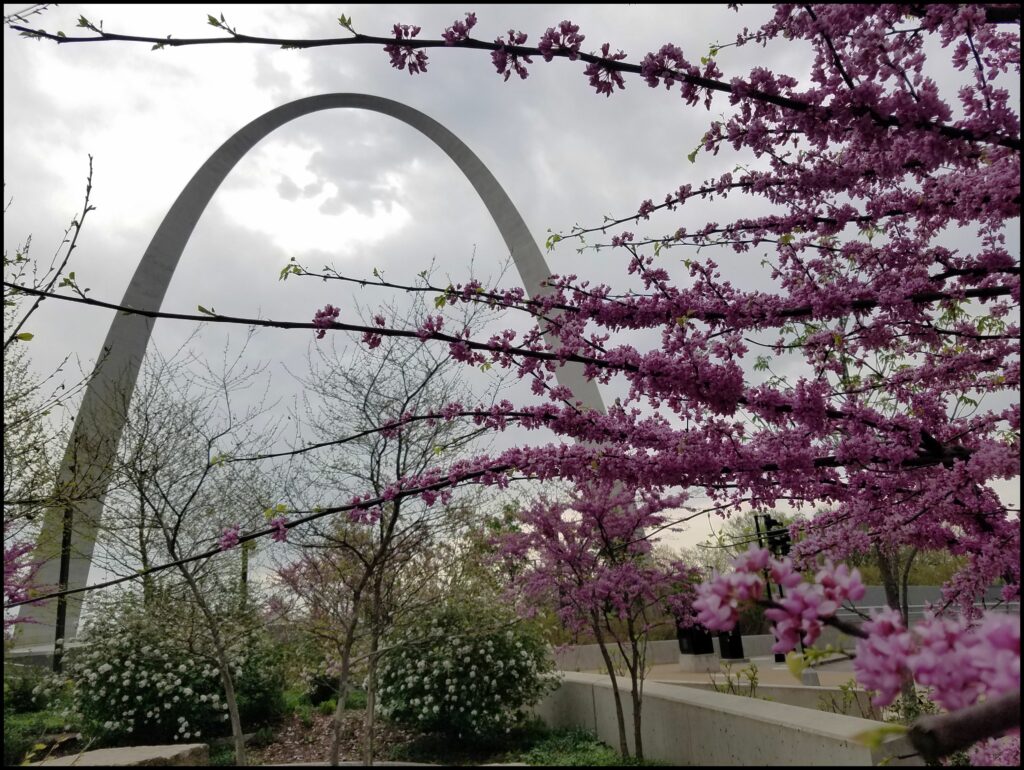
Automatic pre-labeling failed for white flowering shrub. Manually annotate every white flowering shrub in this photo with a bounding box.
[376,605,558,737]
[6,665,65,713]
[62,595,284,745]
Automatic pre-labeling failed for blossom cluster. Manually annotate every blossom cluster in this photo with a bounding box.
[854,608,1020,710]
[694,546,865,652]
[693,545,1020,718]
[441,12,476,45]
[384,24,428,75]
[491,30,531,81]
[311,303,340,340]
[63,631,232,742]
[218,524,241,550]
[4,542,41,635]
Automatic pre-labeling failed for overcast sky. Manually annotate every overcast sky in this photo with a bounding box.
[4,5,1019,584]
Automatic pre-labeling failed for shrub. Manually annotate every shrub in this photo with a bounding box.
[317,697,337,715]
[4,665,55,713]
[298,658,369,708]
[376,603,558,737]
[61,595,285,746]
[301,660,339,705]
[344,688,367,710]
[520,727,644,766]
[233,634,286,726]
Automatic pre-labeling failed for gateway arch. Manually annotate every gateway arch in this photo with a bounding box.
[15,94,606,652]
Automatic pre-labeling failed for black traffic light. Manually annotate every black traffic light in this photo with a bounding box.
[763,514,791,556]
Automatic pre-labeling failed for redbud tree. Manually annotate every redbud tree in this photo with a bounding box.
[8,4,1020,763]
[501,480,700,759]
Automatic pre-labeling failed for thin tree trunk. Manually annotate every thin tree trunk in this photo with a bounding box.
[176,563,247,766]
[900,547,918,626]
[137,490,153,607]
[155,504,247,766]
[625,617,645,762]
[329,623,359,766]
[239,540,250,612]
[875,545,918,713]
[593,617,630,759]
[362,629,380,766]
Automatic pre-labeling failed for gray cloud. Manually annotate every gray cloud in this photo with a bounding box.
[276,175,301,201]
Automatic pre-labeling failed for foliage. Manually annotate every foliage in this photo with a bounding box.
[208,743,237,766]
[516,727,668,766]
[714,661,763,699]
[3,709,74,766]
[388,720,664,766]
[60,593,285,746]
[4,665,63,713]
[849,549,969,588]
[299,658,368,707]
[376,602,558,737]
[345,688,368,710]
[317,698,338,715]
[817,678,880,721]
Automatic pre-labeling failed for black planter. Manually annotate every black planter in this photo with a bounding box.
[718,628,745,659]
[677,624,715,655]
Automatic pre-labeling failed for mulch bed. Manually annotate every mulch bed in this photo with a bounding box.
[249,710,419,765]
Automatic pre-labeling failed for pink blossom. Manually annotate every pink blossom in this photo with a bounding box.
[4,543,42,635]
[584,43,627,97]
[218,525,241,551]
[269,516,288,543]
[537,21,584,62]
[853,609,915,707]
[441,12,476,45]
[968,736,1020,767]
[492,30,531,81]
[312,304,340,339]
[384,23,428,74]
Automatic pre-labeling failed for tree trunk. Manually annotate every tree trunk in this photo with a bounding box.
[362,630,380,766]
[328,625,359,766]
[157,507,247,766]
[593,618,630,759]
[137,491,153,607]
[874,545,918,714]
[900,548,918,627]
[176,564,247,766]
[626,618,646,762]
[239,540,249,611]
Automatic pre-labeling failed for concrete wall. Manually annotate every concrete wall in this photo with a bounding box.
[664,681,879,719]
[553,626,854,672]
[534,672,922,766]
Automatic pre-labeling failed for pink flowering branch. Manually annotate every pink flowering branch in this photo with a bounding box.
[10,10,1019,150]
[696,546,1020,759]
[910,690,1020,764]
[3,543,43,633]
